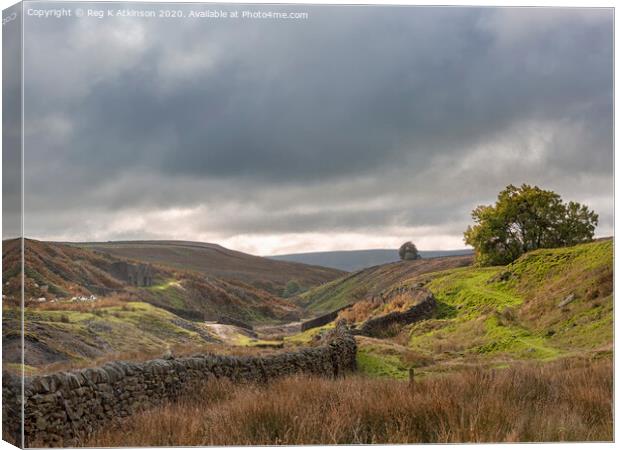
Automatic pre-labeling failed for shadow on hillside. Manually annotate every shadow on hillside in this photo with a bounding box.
[435,301,458,319]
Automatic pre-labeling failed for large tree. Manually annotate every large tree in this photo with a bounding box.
[464,184,598,266]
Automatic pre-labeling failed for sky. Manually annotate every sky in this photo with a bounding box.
[17,4,613,255]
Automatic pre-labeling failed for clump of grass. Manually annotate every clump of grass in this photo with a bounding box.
[339,298,381,323]
[357,347,409,379]
[233,333,283,348]
[83,358,612,446]
[339,292,422,325]
[355,337,434,379]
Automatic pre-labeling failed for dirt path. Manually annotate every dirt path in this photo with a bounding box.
[203,322,250,344]
[254,321,302,338]
[204,320,304,344]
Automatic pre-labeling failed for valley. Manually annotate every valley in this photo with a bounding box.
[1,239,340,373]
[2,237,613,445]
[73,240,344,296]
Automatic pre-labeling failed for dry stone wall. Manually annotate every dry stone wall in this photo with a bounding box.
[3,324,356,447]
[353,290,436,337]
[301,304,354,331]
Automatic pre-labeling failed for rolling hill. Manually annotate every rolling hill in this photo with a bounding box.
[289,239,613,379]
[296,254,474,315]
[411,239,613,360]
[269,248,473,271]
[5,237,612,382]
[2,239,301,324]
[4,238,330,372]
[73,240,345,295]
[3,238,130,300]
[3,301,219,371]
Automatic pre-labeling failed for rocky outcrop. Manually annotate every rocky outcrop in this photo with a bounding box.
[353,290,436,337]
[2,324,356,447]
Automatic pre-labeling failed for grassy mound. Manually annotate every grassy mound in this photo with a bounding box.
[408,240,612,361]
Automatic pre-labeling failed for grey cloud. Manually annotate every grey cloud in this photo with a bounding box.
[3,4,24,239]
[19,4,613,249]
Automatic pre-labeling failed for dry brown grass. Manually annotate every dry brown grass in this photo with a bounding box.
[83,358,612,446]
[339,298,380,323]
[339,293,419,324]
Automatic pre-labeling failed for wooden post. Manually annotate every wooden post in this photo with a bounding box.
[408,368,415,388]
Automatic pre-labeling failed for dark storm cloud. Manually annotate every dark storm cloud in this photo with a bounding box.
[21,4,613,250]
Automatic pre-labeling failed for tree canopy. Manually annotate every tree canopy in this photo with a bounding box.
[399,241,421,261]
[464,184,598,266]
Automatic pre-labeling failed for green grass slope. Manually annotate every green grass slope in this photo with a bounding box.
[2,301,219,373]
[355,240,612,379]
[416,240,612,355]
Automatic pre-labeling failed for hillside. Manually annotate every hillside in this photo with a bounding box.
[4,238,612,381]
[282,240,612,380]
[3,239,613,445]
[296,255,474,315]
[3,301,219,372]
[352,240,613,379]
[270,248,473,271]
[3,239,317,373]
[74,240,345,296]
[3,238,131,301]
[2,239,301,324]
[416,239,613,357]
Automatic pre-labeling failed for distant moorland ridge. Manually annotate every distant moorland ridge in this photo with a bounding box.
[71,240,345,295]
[269,248,473,272]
